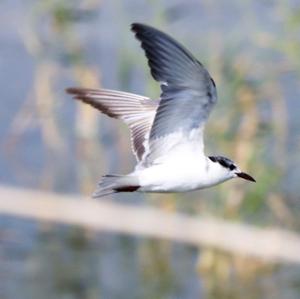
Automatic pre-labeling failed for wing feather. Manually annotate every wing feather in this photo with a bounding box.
[66,87,158,161]
[131,23,217,162]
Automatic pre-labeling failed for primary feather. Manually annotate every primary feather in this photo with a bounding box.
[131,23,217,162]
[66,87,158,161]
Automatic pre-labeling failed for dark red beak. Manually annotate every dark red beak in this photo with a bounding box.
[236,172,256,182]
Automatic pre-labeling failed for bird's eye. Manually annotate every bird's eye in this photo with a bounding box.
[229,164,236,171]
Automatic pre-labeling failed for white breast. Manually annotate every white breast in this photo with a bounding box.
[134,127,232,192]
[136,143,208,192]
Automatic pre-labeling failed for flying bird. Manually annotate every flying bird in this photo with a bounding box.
[66,23,255,198]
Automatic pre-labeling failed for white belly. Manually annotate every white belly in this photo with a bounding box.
[134,131,231,193]
[135,154,211,192]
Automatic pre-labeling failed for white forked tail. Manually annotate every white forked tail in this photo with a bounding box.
[92,175,140,198]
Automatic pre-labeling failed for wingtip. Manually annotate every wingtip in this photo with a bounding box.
[131,22,152,34]
[131,22,141,32]
[65,87,80,95]
[66,87,90,98]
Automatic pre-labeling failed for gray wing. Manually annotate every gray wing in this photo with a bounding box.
[131,23,217,160]
[66,87,158,161]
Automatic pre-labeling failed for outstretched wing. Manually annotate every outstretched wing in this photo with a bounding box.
[66,88,158,161]
[131,23,217,161]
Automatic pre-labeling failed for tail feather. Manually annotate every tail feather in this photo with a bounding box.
[92,175,140,198]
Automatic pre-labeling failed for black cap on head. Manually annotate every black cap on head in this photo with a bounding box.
[208,156,236,171]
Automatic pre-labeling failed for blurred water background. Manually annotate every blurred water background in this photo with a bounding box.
[1,0,300,298]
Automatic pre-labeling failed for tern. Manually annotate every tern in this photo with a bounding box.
[67,23,255,198]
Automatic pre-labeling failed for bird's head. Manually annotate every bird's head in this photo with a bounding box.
[208,156,256,183]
